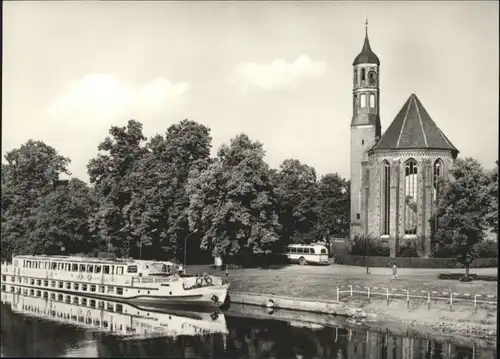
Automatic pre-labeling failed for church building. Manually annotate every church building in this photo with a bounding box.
[349,25,459,258]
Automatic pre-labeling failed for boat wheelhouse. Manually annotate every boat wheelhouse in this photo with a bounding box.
[1,255,229,308]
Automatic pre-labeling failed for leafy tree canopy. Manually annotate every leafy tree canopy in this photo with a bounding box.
[187,134,281,258]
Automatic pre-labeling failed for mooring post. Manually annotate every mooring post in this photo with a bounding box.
[427,291,431,311]
[386,288,389,306]
[366,287,371,300]
[406,290,410,309]
[336,287,340,302]
[350,285,353,297]
[449,293,453,311]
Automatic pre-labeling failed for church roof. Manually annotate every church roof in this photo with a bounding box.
[353,31,380,66]
[370,94,459,155]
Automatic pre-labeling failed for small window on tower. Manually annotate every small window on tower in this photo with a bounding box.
[370,94,375,108]
[360,94,366,108]
[361,68,366,81]
[356,213,360,220]
[362,139,364,145]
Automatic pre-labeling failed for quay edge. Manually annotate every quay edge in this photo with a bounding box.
[229,291,348,316]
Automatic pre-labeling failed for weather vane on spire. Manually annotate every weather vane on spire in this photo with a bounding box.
[365,18,368,35]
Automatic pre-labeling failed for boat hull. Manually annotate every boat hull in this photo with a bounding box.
[127,285,229,309]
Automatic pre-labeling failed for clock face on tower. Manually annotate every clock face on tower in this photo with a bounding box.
[368,71,377,86]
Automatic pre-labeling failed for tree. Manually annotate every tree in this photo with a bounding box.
[186,134,281,259]
[1,140,71,260]
[315,174,350,240]
[430,157,491,277]
[274,159,318,245]
[483,161,498,234]
[124,119,212,260]
[25,179,98,255]
[87,120,148,256]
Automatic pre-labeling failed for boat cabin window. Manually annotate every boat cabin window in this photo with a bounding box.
[51,262,56,270]
[64,263,70,271]
[127,266,138,274]
[79,264,86,272]
[45,262,49,269]
[320,248,327,254]
[72,263,78,271]
[95,265,101,274]
[34,262,38,269]
[103,266,110,274]
[87,265,94,273]
[116,267,124,275]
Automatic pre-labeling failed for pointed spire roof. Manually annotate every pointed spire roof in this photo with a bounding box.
[370,94,459,155]
[353,20,380,66]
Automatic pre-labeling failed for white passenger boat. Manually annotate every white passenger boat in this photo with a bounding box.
[1,284,228,340]
[1,255,229,308]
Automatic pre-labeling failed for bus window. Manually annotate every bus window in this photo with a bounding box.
[95,265,101,274]
[320,248,327,254]
[103,266,110,274]
[87,265,94,273]
[116,267,124,275]
[72,263,78,272]
[297,248,304,254]
[79,264,86,272]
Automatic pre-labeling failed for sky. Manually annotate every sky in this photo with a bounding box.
[3,1,499,182]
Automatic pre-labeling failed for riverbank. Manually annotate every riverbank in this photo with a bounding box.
[228,291,497,343]
[200,264,498,341]
[226,301,496,350]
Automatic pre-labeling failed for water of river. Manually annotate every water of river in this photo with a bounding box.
[0,287,496,359]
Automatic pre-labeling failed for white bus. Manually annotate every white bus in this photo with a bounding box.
[285,244,329,265]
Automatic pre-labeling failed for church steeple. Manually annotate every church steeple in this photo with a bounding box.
[349,22,381,238]
[353,20,380,66]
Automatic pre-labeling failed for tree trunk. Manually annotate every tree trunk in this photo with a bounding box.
[465,262,470,277]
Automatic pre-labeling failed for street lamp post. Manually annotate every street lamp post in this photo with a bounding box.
[183,229,198,274]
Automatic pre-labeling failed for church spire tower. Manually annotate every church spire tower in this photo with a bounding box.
[350,21,382,237]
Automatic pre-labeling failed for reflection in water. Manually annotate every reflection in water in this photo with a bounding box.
[1,284,496,358]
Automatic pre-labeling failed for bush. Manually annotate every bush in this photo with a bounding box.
[397,246,419,257]
[347,234,390,257]
[473,240,498,258]
[333,255,498,268]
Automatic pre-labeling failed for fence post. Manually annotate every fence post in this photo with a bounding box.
[406,290,410,309]
[350,285,353,297]
[427,291,431,311]
[386,288,389,306]
[336,287,340,302]
[449,293,453,311]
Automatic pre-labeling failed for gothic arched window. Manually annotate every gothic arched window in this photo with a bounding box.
[404,159,418,235]
[361,68,366,81]
[382,161,391,235]
[360,94,366,108]
[369,94,376,108]
[433,160,443,200]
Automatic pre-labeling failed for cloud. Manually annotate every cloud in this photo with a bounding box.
[48,74,190,129]
[232,55,327,93]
